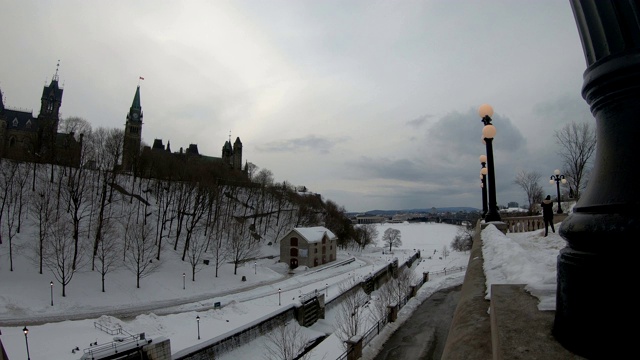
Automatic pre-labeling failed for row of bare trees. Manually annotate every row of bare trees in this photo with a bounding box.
[514,122,596,214]
[0,122,356,297]
[260,265,420,360]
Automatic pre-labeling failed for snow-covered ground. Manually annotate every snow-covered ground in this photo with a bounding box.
[2,218,566,360]
[1,222,468,360]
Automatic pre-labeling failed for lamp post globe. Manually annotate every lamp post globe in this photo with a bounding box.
[478,105,501,222]
[23,326,31,360]
[478,103,494,120]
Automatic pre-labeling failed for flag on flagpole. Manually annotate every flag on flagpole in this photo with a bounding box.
[139,76,144,80]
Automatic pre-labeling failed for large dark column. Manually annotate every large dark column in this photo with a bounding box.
[555,1,640,358]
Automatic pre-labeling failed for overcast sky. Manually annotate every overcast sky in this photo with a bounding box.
[0,0,593,212]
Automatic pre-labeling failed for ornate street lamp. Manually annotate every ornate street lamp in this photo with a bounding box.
[50,281,54,306]
[479,155,488,219]
[556,3,640,358]
[23,326,31,360]
[196,315,200,340]
[183,273,186,290]
[549,169,567,214]
[278,288,281,306]
[478,104,501,222]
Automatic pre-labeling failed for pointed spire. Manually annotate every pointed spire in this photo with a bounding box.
[53,60,60,82]
[131,85,141,110]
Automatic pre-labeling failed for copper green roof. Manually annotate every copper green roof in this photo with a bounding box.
[131,86,141,110]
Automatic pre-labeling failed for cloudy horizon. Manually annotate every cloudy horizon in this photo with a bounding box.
[0,0,594,212]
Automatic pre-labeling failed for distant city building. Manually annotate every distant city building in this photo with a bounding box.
[354,215,388,224]
[0,66,82,167]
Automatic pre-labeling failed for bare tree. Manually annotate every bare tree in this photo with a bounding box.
[382,228,402,253]
[95,218,123,292]
[123,216,161,288]
[390,267,417,307]
[334,278,369,345]
[514,170,544,215]
[181,184,209,261]
[554,122,596,200]
[370,280,395,323]
[262,318,312,360]
[441,245,450,259]
[29,170,59,274]
[185,225,208,282]
[43,218,85,297]
[451,224,473,252]
[225,221,260,275]
[89,127,124,270]
[0,160,17,245]
[0,160,25,270]
[154,178,177,261]
[60,154,93,271]
[59,116,92,140]
[355,224,378,250]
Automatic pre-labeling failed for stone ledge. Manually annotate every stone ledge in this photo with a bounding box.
[490,284,585,360]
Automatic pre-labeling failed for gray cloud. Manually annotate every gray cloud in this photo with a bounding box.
[256,135,345,154]
[0,0,593,212]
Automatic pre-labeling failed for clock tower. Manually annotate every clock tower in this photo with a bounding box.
[122,85,143,172]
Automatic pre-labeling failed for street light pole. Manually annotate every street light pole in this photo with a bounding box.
[183,273,185,290]
[254,261,257,275]
[50,281,54,306]
[479,155,488,219]
[556,4,639,357]
[549,169,566,214]
[196,315,200,340]
[23,326,31,360]
[278,288,281,306]
[478,104,501,222]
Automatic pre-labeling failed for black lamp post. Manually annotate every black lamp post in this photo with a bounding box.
[23,326,31,360]
[479,155,488,219]
[478,104,501,222]
[549,169,566,214]
[50,281,54,306]
[183,273,185,290]
[555,3,639,358]
[254,261,257,275]
[196,315,200,340]
[278,288,281,306]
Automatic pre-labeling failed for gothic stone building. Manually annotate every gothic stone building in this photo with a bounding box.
[0,70,82,167]
[121,85,247,178]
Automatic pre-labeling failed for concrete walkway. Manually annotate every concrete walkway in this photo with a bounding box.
[372,284,461,360]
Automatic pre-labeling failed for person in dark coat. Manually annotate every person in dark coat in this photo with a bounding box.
[541,195,555,236]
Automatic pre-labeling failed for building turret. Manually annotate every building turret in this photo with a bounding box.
[122,85,143,171]
[233,137,243,170]
[37,64,64,162]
